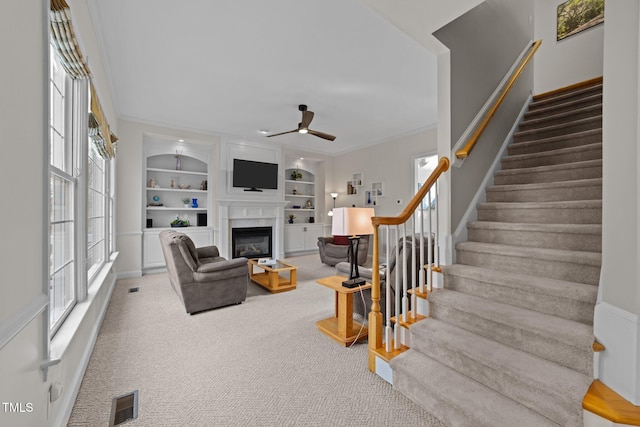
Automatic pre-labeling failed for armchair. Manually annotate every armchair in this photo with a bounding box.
[335,233,433,320]
[159,230,248,314]
[317,235,370,266]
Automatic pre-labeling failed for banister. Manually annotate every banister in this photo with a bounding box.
[371,157,450,226]
[368,156,450,372]
[455,39,542,160]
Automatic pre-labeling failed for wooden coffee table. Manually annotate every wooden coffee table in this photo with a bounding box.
[248,259,297,293]
[315,275,371,346]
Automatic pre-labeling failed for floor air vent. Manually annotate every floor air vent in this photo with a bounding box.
[128,287,139,293]
[109,390,138,426]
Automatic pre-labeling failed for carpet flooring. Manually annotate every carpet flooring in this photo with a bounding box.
[67,254,446,427]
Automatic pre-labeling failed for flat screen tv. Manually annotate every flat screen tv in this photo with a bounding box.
[232,159,278,191]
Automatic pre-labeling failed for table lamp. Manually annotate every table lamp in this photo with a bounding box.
[331,207,375,288]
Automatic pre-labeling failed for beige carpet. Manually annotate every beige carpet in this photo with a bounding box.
[67,254,445,426]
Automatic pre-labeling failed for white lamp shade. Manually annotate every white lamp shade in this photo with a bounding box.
[331,207,375,236]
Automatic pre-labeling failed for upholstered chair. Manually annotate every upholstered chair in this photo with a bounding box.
[159,230,248,314]
[317,235,370,266]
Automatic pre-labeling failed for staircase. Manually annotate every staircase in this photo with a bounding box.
[390,79,603,426]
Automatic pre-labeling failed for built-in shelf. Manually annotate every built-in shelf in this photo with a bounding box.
[285,168,316,224]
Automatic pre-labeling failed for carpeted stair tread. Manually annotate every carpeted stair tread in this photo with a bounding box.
[455,241,601,285]
[409,318,591,426]
[467,221,601,252]
[524,92,602,120]
[486,177,601,203]
[530,82,602,107]
[507,128,601,156]
[494,159,602,185]
[390,351,559,427]
[518,103,602,131]
[428,289,594,374]
[442,264,597,323]
[502,142,602,169]
[477,199,602,224]
[456,241,601,268]
[513,115,602,143]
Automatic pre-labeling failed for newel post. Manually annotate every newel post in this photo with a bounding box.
[368,224,382,372]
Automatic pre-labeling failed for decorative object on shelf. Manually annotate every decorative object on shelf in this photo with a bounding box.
[287,214,296,224]
[170,216,189,227]
[148,195,163,207]
[305,199,313,209]
[191,198,198,208]
[148,178,156,188]
[178,184,191,189]
[328,192,338,217]
[292,186,298,195]
[372,182,383,196]
[366,191,372,205]
[200,180,207,190]
[153,195,160,202]
[175,151,182,170]
[308,217,314,223]
[291,169,303,180]
[292,205,301,209]
[182,197,191,208]
[170,178,176,189]
[331,207,375,288]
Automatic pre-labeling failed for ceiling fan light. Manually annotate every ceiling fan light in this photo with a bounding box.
[298,128,308,134]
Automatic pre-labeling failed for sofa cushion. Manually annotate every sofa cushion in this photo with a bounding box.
[332,235,350,245]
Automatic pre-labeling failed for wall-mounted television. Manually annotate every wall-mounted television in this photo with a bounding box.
[232,158,278,191]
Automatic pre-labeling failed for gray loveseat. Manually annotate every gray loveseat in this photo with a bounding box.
[159,230,248,314]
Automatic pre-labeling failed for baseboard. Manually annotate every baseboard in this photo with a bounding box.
[117,270,143,279]
[594,301,640,406]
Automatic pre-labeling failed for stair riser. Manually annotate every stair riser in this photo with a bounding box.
[514,119,602,143]
[486,183,601,203]
[494,164,602,185]
[477,206,602,224]
[467,227,601,253]
[391,355,559,427]
[502,147,602,169]
[519,107,601,132]
[443,272,595,324]
[530,85,602,110]
[508,130,602,156]
[455,249,600,285]
[410,329,582,425]
[524,95,602,120]
[429,301,593,376]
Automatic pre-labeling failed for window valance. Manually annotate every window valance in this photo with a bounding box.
[89,84,118,160]
[50,0,91,79]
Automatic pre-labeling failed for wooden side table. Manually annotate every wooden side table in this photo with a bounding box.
[315,275,371,346]
[248,259,297,293]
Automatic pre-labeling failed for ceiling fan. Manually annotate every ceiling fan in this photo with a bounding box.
[266,104,336,141]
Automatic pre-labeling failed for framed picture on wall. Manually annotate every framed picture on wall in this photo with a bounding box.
[557,0,605,41]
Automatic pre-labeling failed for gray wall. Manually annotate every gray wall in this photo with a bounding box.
[434,0,535,230]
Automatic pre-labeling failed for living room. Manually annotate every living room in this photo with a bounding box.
[3,1,640,426]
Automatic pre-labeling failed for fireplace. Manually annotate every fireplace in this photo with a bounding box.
[231,227,273,259]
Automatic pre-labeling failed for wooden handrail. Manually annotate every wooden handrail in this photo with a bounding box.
[372,157,451,226]
[368,156,450,372]
[455,40,542,160]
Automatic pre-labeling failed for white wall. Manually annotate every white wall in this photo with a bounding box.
[328,128,438,221]
[533,0,604,94]
[595,0,640,406]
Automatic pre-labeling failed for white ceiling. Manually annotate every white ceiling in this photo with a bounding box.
[87,0,474,155]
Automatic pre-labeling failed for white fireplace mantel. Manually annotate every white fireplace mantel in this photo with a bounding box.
[217,199,290,259]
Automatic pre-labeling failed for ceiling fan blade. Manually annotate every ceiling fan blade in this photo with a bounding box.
[266,129,298,138]
[301,110,314,129]
[307,129,336,141]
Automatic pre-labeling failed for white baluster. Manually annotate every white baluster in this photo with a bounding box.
[401,223,408,324]
[435,181,440,269]
[419,201,425,294]
[411,214,416,321]
[428,189,433,293]
[394,225,401,350]
[384,225,392,353]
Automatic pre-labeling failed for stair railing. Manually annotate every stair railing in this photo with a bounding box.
[455,39,541,160]
[368,157,450,371]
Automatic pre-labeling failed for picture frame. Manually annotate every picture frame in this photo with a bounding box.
[557,0,604,41]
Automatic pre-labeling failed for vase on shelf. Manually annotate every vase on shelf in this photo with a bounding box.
[191,198,198,208]
[175,154,182,170]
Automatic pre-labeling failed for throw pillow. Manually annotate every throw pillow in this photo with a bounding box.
[332,235,350,245]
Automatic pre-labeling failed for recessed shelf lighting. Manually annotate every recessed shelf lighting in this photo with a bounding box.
[258,129,270,135]
[178,139,184,142]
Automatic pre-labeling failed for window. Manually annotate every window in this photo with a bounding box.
[49,45,76,333]
[415,154,439,209]
[87,145,107,281]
